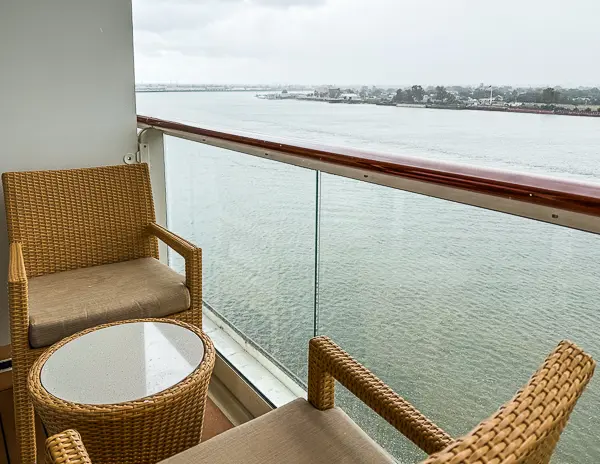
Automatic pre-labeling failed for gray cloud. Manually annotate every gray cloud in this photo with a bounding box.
[133,0,600,86]
[133,0,232,33]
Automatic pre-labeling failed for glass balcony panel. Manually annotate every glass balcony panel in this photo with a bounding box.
[317,172,600,463]
[164,135,317,383]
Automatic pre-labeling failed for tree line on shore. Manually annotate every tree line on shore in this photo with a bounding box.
[386,84,600,108]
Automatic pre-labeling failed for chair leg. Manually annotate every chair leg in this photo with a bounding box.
[13,365,36,464]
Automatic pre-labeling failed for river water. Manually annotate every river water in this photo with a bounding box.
[137,91,600,463]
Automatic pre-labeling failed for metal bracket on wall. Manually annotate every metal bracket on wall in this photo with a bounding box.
[124,127,153,164]
[123,153,137,164]
[138,143,150,164]
[123,146,149,164]
[135,127,152,164]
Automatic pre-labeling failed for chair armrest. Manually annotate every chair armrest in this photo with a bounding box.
[308,336,453,455]
[7,243,29,334]
[421,340,595,464]
[147,222,198,258]
[147,222,202,327]
[8,242,27,285]
[45,430,92,464]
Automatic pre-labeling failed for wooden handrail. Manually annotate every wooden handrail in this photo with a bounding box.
[137,115,600,219]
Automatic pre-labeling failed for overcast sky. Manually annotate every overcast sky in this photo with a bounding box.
[132,0,599,87]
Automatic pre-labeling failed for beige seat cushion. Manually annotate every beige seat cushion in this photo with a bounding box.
[161,398,395,464]
[28,258,190,348]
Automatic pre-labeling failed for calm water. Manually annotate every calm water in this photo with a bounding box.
[137,92,600,463]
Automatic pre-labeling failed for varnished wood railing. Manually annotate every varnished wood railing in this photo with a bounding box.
[137,115,600,234]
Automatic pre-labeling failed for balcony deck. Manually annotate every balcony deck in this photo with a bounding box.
[0,387,234,463]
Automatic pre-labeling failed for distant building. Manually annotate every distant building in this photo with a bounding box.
[574,97,591,104]
[340,93,361,101]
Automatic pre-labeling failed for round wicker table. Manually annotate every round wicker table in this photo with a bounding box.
[28,318,215,464]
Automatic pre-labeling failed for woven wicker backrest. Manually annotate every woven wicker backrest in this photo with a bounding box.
[3,163,158,278]
[422,340,595,464]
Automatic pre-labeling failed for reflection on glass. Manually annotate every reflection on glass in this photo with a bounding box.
[143,322,201,395]
[41,322,204,405]
[317,172,600,463]
[165,136,317,383]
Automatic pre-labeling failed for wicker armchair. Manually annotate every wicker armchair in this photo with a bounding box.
[3,163,202,464]
[45,337,594,464]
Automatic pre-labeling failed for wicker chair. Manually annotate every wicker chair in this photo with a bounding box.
[45,336,594,464]
[3,163,202,464]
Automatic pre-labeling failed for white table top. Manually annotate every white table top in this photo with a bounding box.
[40,321,205,405]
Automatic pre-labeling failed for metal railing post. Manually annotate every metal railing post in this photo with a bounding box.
[138,128,168,263]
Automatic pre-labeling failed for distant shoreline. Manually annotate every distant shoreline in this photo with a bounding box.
[466,105,600,118]
[276,96,600,118]
[136,89,600,118]
[135,88,313,93]
[137,89,280,93]
[398,102,600,118]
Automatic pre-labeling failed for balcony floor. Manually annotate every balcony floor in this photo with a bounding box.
[0,387,233,463]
